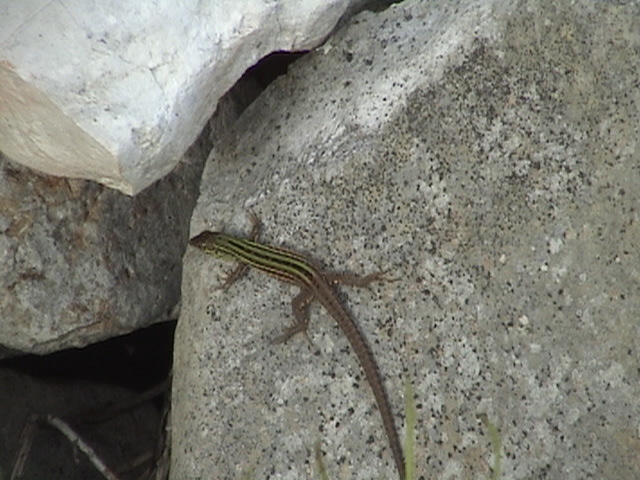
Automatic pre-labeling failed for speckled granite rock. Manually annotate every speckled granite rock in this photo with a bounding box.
[175,0,640,479]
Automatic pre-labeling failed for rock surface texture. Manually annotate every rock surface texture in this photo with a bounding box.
[176,0,640,479]
[0,0,363,194]
[0,141,205,355]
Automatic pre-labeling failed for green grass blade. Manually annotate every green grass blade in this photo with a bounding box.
[404,381,416,480]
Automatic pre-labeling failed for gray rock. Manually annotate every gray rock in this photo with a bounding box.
[0,135,206,354]
[175,0,640,479]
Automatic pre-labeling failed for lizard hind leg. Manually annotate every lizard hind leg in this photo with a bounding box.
[271,289,315,348]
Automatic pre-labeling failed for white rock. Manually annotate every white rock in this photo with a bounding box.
[0,0,360,194]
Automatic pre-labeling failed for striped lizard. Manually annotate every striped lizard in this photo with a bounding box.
[189,213,405,480]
